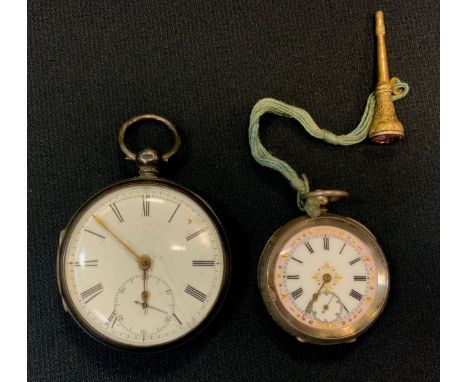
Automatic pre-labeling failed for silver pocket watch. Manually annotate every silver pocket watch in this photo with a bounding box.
[57,114,230,351]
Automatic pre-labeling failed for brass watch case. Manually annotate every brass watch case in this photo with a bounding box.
[258,213,389,345]
[57,177,231,352]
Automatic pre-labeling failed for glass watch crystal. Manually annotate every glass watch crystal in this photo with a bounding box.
[57,114,230,351]
[258,214,389,344]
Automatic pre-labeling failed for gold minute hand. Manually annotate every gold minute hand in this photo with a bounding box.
[94,215,141,260]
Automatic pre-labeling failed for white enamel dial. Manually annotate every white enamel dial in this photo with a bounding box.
[59,181,227,348]
[274,226,377,330]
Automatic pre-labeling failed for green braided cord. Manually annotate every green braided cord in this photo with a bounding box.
[248,81,409,218]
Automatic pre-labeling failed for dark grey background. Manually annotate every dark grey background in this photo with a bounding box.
[28,0,439,381]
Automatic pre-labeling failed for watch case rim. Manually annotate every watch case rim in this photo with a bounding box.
[257,213,390,345]
[57,176,231,352]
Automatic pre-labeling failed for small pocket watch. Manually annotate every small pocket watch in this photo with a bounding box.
[57,114,230,351]
[258,191,389,345]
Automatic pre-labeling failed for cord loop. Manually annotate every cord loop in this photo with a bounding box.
[248,81,409,217]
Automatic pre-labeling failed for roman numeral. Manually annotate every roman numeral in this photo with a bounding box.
[349,289,363,301]
[286,275,299,279]
[184,285,207,302]
[70,259,98,267]
[192,260,215,266]
[110,203,124,223]
[354,275,367,281]
[349,257,361,266]
[168,203,180,223]
[142,195,150,216]
[339,243,346,254]
[106,309,118,328]
[291,257,303,264]
[81,283,104,303]
[304,242,314,253]
[173,313,182,325]
[323,236,330,250]
[291,287,304,300]
[84,229,105,239]
[186,228,207,241]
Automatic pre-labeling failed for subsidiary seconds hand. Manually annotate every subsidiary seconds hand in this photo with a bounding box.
[322,294,335,314]
[134,301,168,315]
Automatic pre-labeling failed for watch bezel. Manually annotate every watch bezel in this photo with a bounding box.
[57,177,231,352]
[258,213,389,345]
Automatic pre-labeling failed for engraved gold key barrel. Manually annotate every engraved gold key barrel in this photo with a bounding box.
[369,10,405,144]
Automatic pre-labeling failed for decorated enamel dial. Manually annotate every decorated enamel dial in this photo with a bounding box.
[258,214,389,344]
[57,114,229,351]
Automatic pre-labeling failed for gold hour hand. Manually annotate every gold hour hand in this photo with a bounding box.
[314,273,331,299]
[306,273,332,314]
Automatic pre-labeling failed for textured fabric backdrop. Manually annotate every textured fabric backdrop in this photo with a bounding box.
[28,0,439,381]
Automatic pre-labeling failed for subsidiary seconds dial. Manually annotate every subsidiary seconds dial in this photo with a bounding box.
[113,274,176,341]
